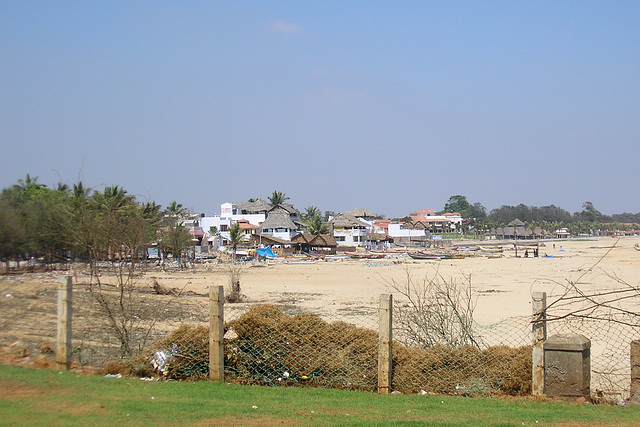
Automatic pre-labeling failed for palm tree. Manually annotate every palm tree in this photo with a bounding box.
[15,174,45,192]
[55,182,70,194]
[164,200,187,217]
[92,185,134,214]
[268,190,289,206]
[303,206,320,222]
[305,213,329,235]
[227,222,244,261]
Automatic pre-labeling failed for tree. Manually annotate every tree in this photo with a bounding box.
[442,195,471,215]
[164,200,187,217]
[0,199,25,271]
[268,190,289,206]
[305,213,330,235]
[159,224,192,263]
[89,186,137,261]
[323,210,336,221]
[227,222,245,261]
[578,201,602,222]
[302,206,320,222]
[226,222,246,301]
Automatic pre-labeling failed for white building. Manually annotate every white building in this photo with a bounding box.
[330,212,371,247]
[199,199,301,247]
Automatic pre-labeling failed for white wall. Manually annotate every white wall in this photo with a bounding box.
[387,223,428,238]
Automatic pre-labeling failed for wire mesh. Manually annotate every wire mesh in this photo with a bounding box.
[3,268,637,402]
[546,314,638,401]
[223,305,379,390]
[391,315,533,396]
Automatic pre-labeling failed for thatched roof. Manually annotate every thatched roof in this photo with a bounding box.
[330,212,369,228]
[233,199,272,214]
[508,219,525,227]
[346,208,375,218]
[273,203,299,215]
[291,233,337,247]
[367,233,393,242]
[260,206,298,230]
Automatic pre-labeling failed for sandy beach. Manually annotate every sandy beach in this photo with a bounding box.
[145,236,640,326]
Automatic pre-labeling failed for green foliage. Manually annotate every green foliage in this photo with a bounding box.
[267,190,289,206]
[305,213,329,235]
[442,195,487,222]
[442,195,471,214]
[302,205,320,221]
[0,198,25,268]
[227,222,245,260]
[158,224,192,259]
[0,175,181,269]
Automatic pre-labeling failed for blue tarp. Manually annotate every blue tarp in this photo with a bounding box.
[257,246,278,258]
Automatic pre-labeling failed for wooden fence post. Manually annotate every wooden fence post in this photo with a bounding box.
[56,276,72,371]
[209,285,224,381]
[532,291,547,396]
[378,293,393,394]
[631,340,640,405]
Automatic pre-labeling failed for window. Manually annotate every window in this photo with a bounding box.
[220,224,228,232]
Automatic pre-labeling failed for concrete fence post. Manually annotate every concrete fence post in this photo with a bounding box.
[532,291,547,396]
[378,293,393,394]
[56,276,72,371]
[209,285,224,381]
[631,340,640,405]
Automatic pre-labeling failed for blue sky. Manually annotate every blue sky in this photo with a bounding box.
[2,1,639,218]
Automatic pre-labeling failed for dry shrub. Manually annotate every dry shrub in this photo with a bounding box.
[104,355,154,377]
[392,343,531,396]
[150,324,210,380]
[137,304,531,396]
[225,305,378,390]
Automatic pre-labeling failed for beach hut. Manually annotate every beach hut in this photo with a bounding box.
[330,212,371,247]
[291,233,337,255]
[260,205,300,240]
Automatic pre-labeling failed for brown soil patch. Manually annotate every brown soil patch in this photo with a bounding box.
[0,377,48,399]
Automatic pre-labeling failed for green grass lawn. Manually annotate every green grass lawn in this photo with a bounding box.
[1,363,638,426]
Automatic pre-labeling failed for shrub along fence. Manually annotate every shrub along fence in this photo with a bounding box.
[2,276,637,401]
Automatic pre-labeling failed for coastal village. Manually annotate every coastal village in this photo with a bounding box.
[178,199,581,259]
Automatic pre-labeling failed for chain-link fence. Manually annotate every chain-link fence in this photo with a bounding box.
[1,268,637,401]
[545,312,639,401]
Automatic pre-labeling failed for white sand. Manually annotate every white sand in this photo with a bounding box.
[153,237,640,326]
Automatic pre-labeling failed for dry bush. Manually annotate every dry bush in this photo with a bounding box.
[140,304,531,397]
[105,354,154,377]
[392,343,531,396]
[226,264,244,302]
[386,266,480,349]
[150,324,210,380]
[226,305,378,390]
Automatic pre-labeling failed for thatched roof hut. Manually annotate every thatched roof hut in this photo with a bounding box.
[291,233,337,254]
[366,232,393,242]
[330,212,369,229]
[260,206,299,232]
[232,199,272,214]
[346,208,375,218]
